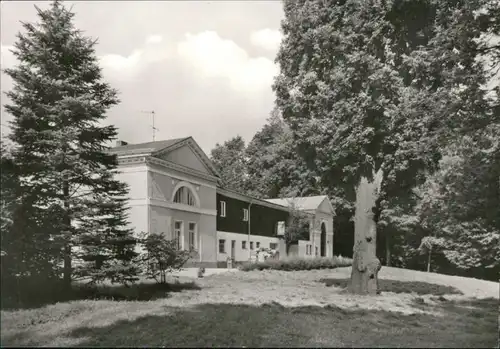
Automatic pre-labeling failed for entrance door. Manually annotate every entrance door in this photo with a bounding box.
[231,240,236,261]
[320,222,327,257]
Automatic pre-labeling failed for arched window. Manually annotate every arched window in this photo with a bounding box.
[173,186,197,206]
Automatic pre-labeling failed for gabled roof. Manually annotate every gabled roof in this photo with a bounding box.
[216,187,314,214]
[265,195,334,214]
[109,136,220,178]
[109,137,189,155]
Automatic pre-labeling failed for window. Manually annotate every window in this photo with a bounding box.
[242,240,247,249]
[243,208,249,221]
[315,246,318,256]
[219,239,226,253]
[220,201,226,217]
[188,223,196,250]
[256,242,260,249]
[270,243,277,250]
[306,244,312,255]
[173,186,197,206]
[250,241,254,250]
[174,221,183,250]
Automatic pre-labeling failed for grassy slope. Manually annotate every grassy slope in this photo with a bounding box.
[1,266,498,347]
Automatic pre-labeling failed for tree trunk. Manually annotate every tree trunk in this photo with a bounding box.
[62,180,72,290]
[350,169,383,295]
[426,246,432,273]
[385,233,391,267]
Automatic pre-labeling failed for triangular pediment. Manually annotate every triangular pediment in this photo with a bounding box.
[152,137,220,177]
[317,197,335,215]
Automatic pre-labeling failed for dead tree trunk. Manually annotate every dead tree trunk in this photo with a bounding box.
[350,169,383,295]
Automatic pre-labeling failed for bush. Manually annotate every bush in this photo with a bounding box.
[137,232,194,284]
[239,255,352,272]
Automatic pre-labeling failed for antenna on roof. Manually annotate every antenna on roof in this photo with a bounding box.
[140,110,159,142]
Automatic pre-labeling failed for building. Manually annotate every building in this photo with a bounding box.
[109,136,335,267]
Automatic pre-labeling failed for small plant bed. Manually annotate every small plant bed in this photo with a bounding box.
[239,256,352,271]
[319,278,464,296]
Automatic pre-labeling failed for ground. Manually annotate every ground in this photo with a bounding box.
[1,266,498,347]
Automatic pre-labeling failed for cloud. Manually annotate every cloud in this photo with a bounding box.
[1,45,16,70]
[250,28,282,51]
[99,36,171,78]
[177,31,278,93]
[99,50,144,72]
[146,35,163,44]
[1,45,16,102]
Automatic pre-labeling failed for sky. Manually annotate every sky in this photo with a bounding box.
[0,1,285,155]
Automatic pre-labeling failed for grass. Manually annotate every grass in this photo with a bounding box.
[1,278,201,310]
[320,278,464,296]
[239,255,352,271]
[1,266,498,347]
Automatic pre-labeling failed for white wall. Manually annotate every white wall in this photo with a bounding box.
[115,165,149,235]
[216,231,280,262]
[114,165,149,255]
[115,166,148,200]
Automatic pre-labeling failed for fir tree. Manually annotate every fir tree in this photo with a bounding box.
[3,0,139,287]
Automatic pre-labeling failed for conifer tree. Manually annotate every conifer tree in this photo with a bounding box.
[3,0,139,287]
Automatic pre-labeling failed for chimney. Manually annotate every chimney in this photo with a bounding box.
[116,140,129,147]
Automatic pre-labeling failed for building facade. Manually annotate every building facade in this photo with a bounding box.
[110,137,335,267]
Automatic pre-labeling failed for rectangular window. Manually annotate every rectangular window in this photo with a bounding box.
[243,208,249,221]
[315,246,318,256]
[242,240,247,249]
[188,222,196,250]
[256,242,260,249]
[220,201,226,217]
[305,245,310,255]
[250,241,254,250]
[174,221,183,250]
[270,243,277,250]
[219,239,226,253]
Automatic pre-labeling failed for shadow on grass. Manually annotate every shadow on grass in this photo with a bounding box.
[319,278,463,296]
[1,280,201,311]
[3,298,497,348]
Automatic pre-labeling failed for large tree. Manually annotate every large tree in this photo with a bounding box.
[274,0,495,294]
[245,108,321,199]
[3,0,139,287]
[210,135,249,192]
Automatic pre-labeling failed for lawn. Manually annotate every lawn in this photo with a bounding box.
[1,266,498,347]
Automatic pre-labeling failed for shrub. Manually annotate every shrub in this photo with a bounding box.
[239,255,352,271]
[137,232,194,284]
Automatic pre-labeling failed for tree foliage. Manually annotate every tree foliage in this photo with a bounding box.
[284,201,311,254]
[274,0,493,205]
[210,135,248,192]
[245,108,321,199]
[137,232,193,284]
[416,125,500,274]
[3,0,139,286]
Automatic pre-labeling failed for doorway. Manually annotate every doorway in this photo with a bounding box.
[320,222,327,257]
[231,240,236,262]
